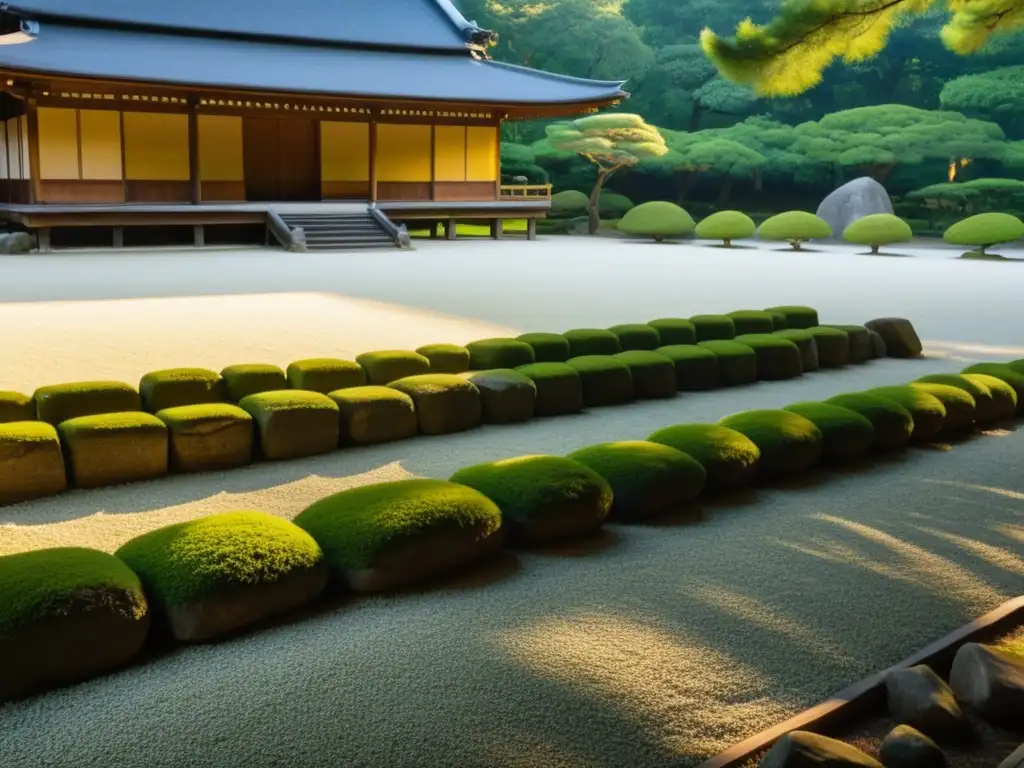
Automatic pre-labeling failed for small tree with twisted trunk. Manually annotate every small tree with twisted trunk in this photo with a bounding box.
[543,114,668,235]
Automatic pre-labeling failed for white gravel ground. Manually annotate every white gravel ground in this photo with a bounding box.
[0,238,1021,768]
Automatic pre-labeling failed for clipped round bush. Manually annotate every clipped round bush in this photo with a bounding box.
[59,412,169,489]
[140,368,225,413]
[727,310,776,336]
[450,455,612,546]
[827,325,872,364]
[806,327,850,368]
[825,393,914,449]
[415,344,470,374]
[388,374,482,434]
[1010,359,1024,375]
[157,403,254,473]
[466,338,536,371]
[764,305,819,330]
[697,340,758,386]
[618,201,696,242]
[783,402,875,461]
[695,210,756,247]
[656,345,719,391]
[33,380,141,425]
[773,329,819,372]
[647,423,760,493]
[286,358,365,394]
[0,547,149,700]
[962,373,1018,422]
[0,390,33,423]
[647,318,697,346]
[116,511,326,642]
[515,363,584,416]
[516,332,571,363]
[563,328,621,357]
[864,386,947,443]
[719,410,823,480]
[961,363,1024,413]
[239,390,340,460]
[0,421,67,505]
[843,213,913,254]
[908,382,977,432]
[461,369,537,424]
[757,211,832,250]
[565,355,634,407]
[734,334,803,381]
[328,386,418,445]
[608,323,661,351]
[766,311,788,331]
[599,191,635,218]
[355,350,430,385]
[295,479,503,590]
[568,441,706,521]
[220,364,287,402]
[690,314,736,342]
[943,212,1024,256]
[613,351,676,399]
[550,189,590,219]
[916,374,998,423]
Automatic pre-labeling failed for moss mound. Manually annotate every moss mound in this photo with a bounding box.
[824,393,914,449]
[718,410,823,479]
[565,355,634,407]
[568,441,707,521]
[647,318,697,346]
[599,191,634,218]
[697,340,758,386]
[328,386,418,445]
[157,404,255,473]
[806,327,851,368]
[612,351,676,399]
[608,323,661,351]
[0,391,34,423]
[757,211,832,249]
[355,350,430,385]
[695,210,756,246]
[827,325,872,364]
[462,369,537,424]
[690,314,736,342]
[388,374,482,435]
[33,380,141,425]
[515,363,584,416]
[140,368,225,413]
[782,402,875,461]
[450,455,612,546]
[843,213,913,253]
[617,201,696,242]
[0,421,67,505]
[466,338,536,370]
[863,386,947,443]
[239,390,340,460]
[734,334,803,380]
[516,332,571,363]
[727,310,776,336]
[286,358,366,394]
[962,373,1018,422]
[943,212,1024,255]
[766,311,788,331]
[961,363,1024,413]
[763,305,820,330]
[656,345,719,390]
[414,344,470,375]
[647,423,760,493]
[59,412,168,489]
[550,189,589,218]
[915,374,997,423]
[563,328,622,357]
[220,364,288,402]
[908,382,977,432]
[773,329,819,372]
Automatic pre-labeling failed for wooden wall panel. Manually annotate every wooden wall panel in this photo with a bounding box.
[7,116,26,179]
[0,121,7,179]
[376,181,431,201]
[467,125,498,182]
[39,180,125,203]
[123,112,190,181]
[321,121,369,182]
[199,115,244,181]
[375,124,431,182]
[126,180,191,202]
[0,179,29,203]
[434,125,466,182]
[79,110,123,180]
[20,115,30,180]
[38,107,80,180]
[433,181,497,201]
[200,181,245,201]
[322,180,370,199]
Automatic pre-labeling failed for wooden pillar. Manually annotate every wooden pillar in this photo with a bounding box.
[25,97,41,204]
[193,224,205,248]
[37,227,51,252]
[429,125,436,202]
[369,120,378,202]
[494,119,502,201]
[188,106,201,204]
[491,219,503,240]
[527,218,537,241]
[445,219,457,240]
[112,227,124,248]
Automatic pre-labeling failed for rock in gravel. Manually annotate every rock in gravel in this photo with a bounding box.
[0,231,35,254]
[865,318,923,358]
[760,731,882,768]
[949,642,1024,728]
[884,665,970,740]
[879,725,946,768]
[816,177,894,241]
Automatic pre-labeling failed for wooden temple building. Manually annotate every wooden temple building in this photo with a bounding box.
[0,0,626,250]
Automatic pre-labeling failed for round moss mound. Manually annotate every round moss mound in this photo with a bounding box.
[599,191,635,218]
[647,318,697,346]
[329,386,418,446]
[961,363,1024,414]
[140,368,225,413]
[220,364,287,402]
[843,214,913,254]
[690,314,736,342]
[286,358,366,394]
[238,390,340,461]
[695,210,756,246]
[943,212,1024,256]
[563,328,622,357]
[466,338,536,371]
[355,350,431,385]
[450,455,613,546]
[33,380,142,425]
[550,189,590,218]
[389,374,483,434]
[0,390,33,423]
[718,410,823,480]
[766,311,788,331]
[608,323,661,351]
[825,393,914,449]
[727,310,776,336]
[734,334,803,381]
[647,423,760,493]
[656,345,719,390]
[612,351,676,399]
[415,344,471,374]
[908,382,977,432]
[782,402,875,461]
[697,340,758,386]
[514,363,584,416]
[962,373,1018,422]
[516,332,571,363]
[618,201,696,242]
[826,325,872,364]
[757,211,832,249]
[568,440,707,522]
[806,326,851,368]
[1009,359,1024,375]
[915,374,998,423]
[764,305,819,330]
[864,386,947,443]
[461,369,537,424]
[773,329,819,372]
[564,355,634,407]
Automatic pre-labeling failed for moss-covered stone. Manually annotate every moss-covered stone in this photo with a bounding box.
[388,374,482,435]
[908,382,977,432]
[806,327,851,368]
[414,344,471,374]
[156,404,254,473]
[656,345,719,390]
[238,390,340,460]
[461,369,537,424]
[565,355,634,407]
[617,201,696,242]
[763,305,819,330]
[647,423,761,493]
[220,364,288,402]
[0,391,34,424]
[734,334,803,380]
[719,410,823,480]
[328,386,418,445]
[608,324,661,351]
[773,329,819,372]
[827,325,873,364]
[450,455,612,546]
[864,318,923,359]
[864,386,947,443]
[0,421,67,505]
[868,330,887,359]
[916,374,998,423]
[140,368,225,413]
[962,373,1018,422]
[516,333,571,363]
[59,412,168,489]
[515,363,584,416]
[286,358,366,394]
[690,314,736,342]
[697,340,758,386]
[466,338,536,370]
[727,310,776,336]
[767,311,789,331]
[648,318,698,346]
[961,363,1024,414]
[783,402,875,461]
[825,393,914,449]
[563,328,622,357]
[610,351,676,399]
[34,380,141,425]
[355,350,430,385]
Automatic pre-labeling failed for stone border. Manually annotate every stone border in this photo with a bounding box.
[698,595,1024,768]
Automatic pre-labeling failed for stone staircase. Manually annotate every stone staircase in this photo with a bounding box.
[276,210,399,250]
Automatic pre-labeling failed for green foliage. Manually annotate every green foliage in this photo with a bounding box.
[466,338,536,370]
[462,369,537,424]
[764,305,819,330]
[565,355,635,407]
[612,351,677,398]
[356,350,431,385]
[564,328,623,357]
[907,179,1024,217]
[757,211,832,249]
[501,142,549,185]
[944,212,1024,254]
[415,344,471,375]
[0,390,33,423]
[940,66,1024,124]
[328,386,418,445]
[727,310,776,335]
[286,358,366,394]
[697,340,758,385]
[618,201,696,241]
[648,318,698,346]
[608,323,662,351]
[550,190,591,218]
[909,381,978,430]
[718,409,823,479]
[695,210,756,246]
[388,374,483,435]
[647,422,761,492]
[782,402,876,460]
[843,214,914,253]
[863,386,947,442]
[516,333,572,363]
[514,363,585,416]
[0,421,66,504]
[33,380,141,425]
[734,334,804,380]
[220,364,288,402]
[656,345,720,390]
[690,314,736,342]
[140,368,225,413]
[825,393,915,448]
[599,192,636,218]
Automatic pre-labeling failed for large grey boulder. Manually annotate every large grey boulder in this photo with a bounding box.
[949,642,1024,728]
[884,665,970,741]
[0,231,36,254]
[879,725,945,768]
[760,731,882,768]
[816,177,894,241]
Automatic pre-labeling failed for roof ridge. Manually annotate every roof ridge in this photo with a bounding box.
[481,58,627,90]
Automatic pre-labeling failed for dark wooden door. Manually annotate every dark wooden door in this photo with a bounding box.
[243,118,320,201]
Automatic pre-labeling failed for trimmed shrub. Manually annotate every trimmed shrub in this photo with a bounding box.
[450,455,612,546]
[328,386,418,445]
[864,386,947,443]
[690,314,736,342]
[766,311,788,331]
[157,404,254,473]
[763,305,819,330]
[516,332,571,363]
[466,338,536,370]
[824,394,914,449]
[943,212,1024,256]
[613,351,676,399]
[117,512,326,642]
[827,325,872,364]
[286,358,365,394]
[568,441,707,521]
[0,547,149,701]
[140,368,225,413]
[719,410,823,480]
[0,421,67,505]
[908,382,977,432]
[550,189,589,219]
[656,345,719,390]
[864,318,923,358]
[843,213,913,254]
[515,363,584,416]
[962,373,1018,422]
[647,423,760,493]
[608,323,661,351]
[916,374,998,423]
[783,402,875,461]
[59,412,168,489]
[0,391,34,424]
[239,390,340,460]
[565,355,634,407]
[296,479,503,591]
[356,350,430,385]
[806,327,851,368]
[727,310,776,336]
[734,334,803,380]
[599,191,635,218]
[648,318,697,346]
[695,210,756,247]
[563,328,622,357]
[697,341,758,386]
[961,363,1024,413]
[757,211,832,250]
[221,364,288,402]
[33,380,140,425]
[1010,359,1024,375]
[618,201,696,242]
[415,344,471,374]
[388,374,482,434]
[773,329,819,372]
[462,369,537,424]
